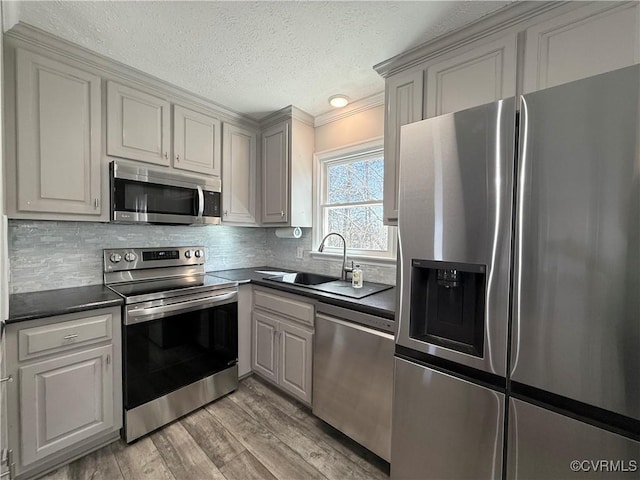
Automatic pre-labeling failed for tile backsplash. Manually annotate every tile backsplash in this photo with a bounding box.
[8,221,396,293]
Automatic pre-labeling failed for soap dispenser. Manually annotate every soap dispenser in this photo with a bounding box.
[352,264,363,288]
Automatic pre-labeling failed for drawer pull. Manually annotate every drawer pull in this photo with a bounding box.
[63,334,79,340]
[0,375,13,384]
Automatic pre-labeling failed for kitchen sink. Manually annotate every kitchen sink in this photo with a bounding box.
[265,272,339,286]
[264,272,393,299]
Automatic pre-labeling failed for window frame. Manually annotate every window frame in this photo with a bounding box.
[312,137,396,264]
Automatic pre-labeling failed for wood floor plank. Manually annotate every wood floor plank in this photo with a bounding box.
[180,406,246,468]
[151,421,226,480]
[67,446,125,480]
[111,438,176,480]
[219,450,278,480]
[39,465,71,480]
[243,376,389,480]
[206,396,327,480]
[243,375,307,417]
[33,377,388,480]
[230,382,376,480]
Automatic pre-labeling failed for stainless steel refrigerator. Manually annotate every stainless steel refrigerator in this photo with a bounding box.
[393,65,640,479]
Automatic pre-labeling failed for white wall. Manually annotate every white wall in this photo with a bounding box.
[315,104,385,152]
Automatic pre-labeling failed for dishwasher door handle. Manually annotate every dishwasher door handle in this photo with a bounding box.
[315,313,394,340]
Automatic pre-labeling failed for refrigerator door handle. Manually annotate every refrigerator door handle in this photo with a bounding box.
[511,95,528,376]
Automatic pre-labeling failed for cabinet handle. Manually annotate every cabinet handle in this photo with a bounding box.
[224,210,228,216]
[176,154,180,161]
[106,354,111,366]
[0,375,13,384]
[164,151,169,159]
[93,198,99,209]
[280,211,285,218]
[63,334,78,340]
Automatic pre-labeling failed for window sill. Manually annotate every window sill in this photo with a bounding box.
[309,251,396,266]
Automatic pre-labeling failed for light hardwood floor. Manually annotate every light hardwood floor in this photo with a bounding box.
[41,375,390,480]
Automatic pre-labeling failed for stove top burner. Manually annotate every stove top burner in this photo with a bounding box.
[108,274,237,304]
[103,246,237,304]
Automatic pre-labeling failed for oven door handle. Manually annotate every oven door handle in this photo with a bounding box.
[125,291,237,325]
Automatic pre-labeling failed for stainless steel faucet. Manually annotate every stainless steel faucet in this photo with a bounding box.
[318,232,353,281]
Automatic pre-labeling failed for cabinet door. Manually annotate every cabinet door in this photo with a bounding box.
[222,124,257,224]
[19,345,114,466]
[523,2,640,94]
[425,34,517,118]
[261,122,289,224]
[251,311,278,383]
[15,49,102,215]
[278,320,313,405]
[173,105,221,176]
[384,69,424,225]
[107,82,170,166]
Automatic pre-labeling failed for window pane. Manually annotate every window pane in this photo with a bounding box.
[325,204,388,251]
[327,156,383,204]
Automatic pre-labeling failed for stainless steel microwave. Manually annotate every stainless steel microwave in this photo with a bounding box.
[110,161,221,225]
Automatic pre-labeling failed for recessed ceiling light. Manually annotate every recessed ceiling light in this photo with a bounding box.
[329,95,349,108]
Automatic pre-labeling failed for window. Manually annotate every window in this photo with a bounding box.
[314,139,396,261]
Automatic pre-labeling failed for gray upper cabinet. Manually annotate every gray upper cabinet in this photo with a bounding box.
[13,49,102,216]
[383,69,424,225]
[173,105,222,176]
[261,121,289,224]
[222,123,257,224]
[377,1,640,228]
[107,81,171,166]
[260,107,314,227]
[383,33,516,226]
[522,2,640,94]
[424,33,517,118]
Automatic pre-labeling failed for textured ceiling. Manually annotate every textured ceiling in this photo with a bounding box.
[4,1,511,120]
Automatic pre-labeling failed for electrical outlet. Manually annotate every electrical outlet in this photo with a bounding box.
[296,247,304,259]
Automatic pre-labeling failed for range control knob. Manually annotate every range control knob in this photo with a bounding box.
[109,253,122,263]
[185,250,193,259]
[195,249,203,258]
[124,252,137,262]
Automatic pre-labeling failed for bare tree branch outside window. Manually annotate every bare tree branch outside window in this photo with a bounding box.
[321,152,390,254]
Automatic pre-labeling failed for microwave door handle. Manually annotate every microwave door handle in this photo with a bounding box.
[196,185,205,218]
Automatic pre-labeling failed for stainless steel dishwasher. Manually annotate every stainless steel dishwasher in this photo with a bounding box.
[313,302,394,461]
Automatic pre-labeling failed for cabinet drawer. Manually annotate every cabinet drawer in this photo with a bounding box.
[254,289,314,327]
[19,313,112,361]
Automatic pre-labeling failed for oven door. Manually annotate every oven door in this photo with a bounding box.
[123,289,238,411]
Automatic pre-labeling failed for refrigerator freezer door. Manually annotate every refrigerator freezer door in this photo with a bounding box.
[391,357,504,479]
[508,398,640,479]
[397,98,516,376]
[512,65,640,420]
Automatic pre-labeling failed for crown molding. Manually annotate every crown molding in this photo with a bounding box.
[374,1,571,78]
[259,105,314,129]
[314,92,384,127]
[4,22,261,130]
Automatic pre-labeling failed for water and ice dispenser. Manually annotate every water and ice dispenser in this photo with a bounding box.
[409,259,486,357]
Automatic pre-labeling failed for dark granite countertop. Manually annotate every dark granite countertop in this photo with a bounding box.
[208,266,397,320]
[8,285,124,324]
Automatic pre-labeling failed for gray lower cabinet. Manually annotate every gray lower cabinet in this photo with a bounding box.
[251,288,314,405]
[5,307,122,479]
